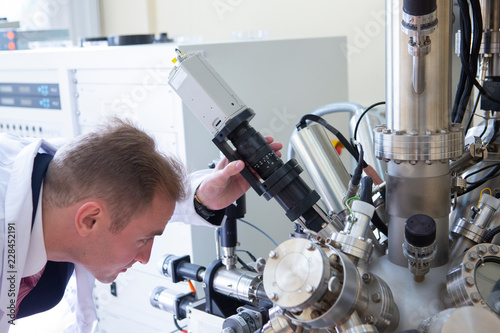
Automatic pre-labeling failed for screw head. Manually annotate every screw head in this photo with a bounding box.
[362,273,372,284]
[305,285,314,293]
[306,243,315,251]
[269,251,278,259]
[490,245,499,254]
[465,276,475,287]
[468,251,478,261]
[270,292,279,301]
[464,262,474,272]
[371,292,382,303]
[471,292,482,303]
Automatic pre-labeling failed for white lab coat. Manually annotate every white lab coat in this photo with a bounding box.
[0,133,214,332]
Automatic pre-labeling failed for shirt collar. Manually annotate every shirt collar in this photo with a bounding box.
[22,184,47,277]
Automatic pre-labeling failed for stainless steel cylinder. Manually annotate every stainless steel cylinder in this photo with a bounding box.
[386,161,451,266]
[482,0,500,30]
[481,0,500,79]
[213,268,265,303]
[380,0,461,267]
[290,123,350,216]
[386,0,452,133]
[150,287,177,314]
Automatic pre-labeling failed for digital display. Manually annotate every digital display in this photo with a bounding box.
[0,97,14,105]
[0,82,61,109]
[20,98,33,106]
[0,85,13,93]
[18,86,31,94]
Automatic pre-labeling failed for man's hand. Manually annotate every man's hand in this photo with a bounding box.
[195,137,283,210]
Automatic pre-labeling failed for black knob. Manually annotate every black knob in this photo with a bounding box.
[403,0,436,16]
[405,214,436,247]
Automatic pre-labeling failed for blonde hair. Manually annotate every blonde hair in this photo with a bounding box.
[44,119,187,233]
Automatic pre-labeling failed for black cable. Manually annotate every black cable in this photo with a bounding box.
[464,162,500,179]
[352,143,364,186]
[464,91,482,135]
[453,0,472,122]
[372,211,388,237]
[461,0,482,122]
[462,164,500,195]
[455,0,482,124]
[452,1,500,124]
[454,7,500,108]
[359,175,388,236]
[360,176,373,203]
[237,257,257,272]
[296,114,366,166]
[236,249,257,262]
[455,2,473,123]
[173,315,185,332]
[483,225,500,243]
[452,7,468,119]
[353,101,386,141]
[467,170,500,185]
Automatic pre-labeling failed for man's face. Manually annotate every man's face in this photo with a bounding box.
[82,193,175,283]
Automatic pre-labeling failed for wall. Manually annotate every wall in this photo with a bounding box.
[99,0,386,105]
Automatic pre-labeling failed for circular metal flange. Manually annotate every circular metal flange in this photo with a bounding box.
[360,273,400,333]
[374,124,464,161]
[330,232,374,263]
[451,218,489,244]
[445,243,500,314]
[292,246,364,329]
[263,238,331,312]
[264,238,366,329]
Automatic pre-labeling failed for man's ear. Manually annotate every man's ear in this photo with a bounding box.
[75,201,104,237]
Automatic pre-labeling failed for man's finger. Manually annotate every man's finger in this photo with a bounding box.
[223,160,245,177]
[265,136,274,144]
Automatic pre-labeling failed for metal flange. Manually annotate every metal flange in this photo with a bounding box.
[374,124,464,161]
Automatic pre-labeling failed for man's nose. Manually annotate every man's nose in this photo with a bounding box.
[135,240,154,264]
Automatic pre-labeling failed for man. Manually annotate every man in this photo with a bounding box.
[0,119,282,332]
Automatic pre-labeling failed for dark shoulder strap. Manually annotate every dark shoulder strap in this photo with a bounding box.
[17,152,75,319]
